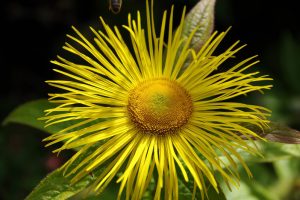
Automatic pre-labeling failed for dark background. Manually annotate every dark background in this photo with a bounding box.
[1,0,300,199]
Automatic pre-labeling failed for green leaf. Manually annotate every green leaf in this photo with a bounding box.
[221,179,276,200]
[221,157,300,200]
[179,0,216,73]
[25,144,110,200]
[228,141,299,165]
[2,99,65,134]
[2,99,105,137]
[218,141,300,167]
[219,162,281,200]
[215,122,300,165]
[182,0,216,52]
[178,178,195,199]
[25,167,95,200]
[177,167,226,200]
[206,185,227,200]
[69,179,119,200]
[262,142,300,159]
[178,178,226,200]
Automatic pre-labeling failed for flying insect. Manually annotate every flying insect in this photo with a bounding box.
[109,0,122,14]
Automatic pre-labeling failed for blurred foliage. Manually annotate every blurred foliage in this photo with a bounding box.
[220,158,300,200]
[1,0,300,199]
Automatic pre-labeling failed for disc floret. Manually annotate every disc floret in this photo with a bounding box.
[127,78,193,135]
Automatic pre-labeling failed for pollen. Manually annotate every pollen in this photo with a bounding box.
[127,78,193,135]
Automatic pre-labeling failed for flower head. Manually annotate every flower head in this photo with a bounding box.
[43,0,272,199]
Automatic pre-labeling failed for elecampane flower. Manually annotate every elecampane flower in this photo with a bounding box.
[43,0,272,199]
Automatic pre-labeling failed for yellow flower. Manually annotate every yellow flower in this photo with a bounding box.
[43,0,272,199]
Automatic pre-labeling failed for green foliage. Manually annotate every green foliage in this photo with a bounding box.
[25,168,95,200]
[179,0,216,73]
[178,178,226,200]
[220,157,300,200]
[25,143,118,200]
[3,99,66,135]
[182,0,215,51]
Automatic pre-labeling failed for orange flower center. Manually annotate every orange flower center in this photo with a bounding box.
[127,78,193,135]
